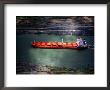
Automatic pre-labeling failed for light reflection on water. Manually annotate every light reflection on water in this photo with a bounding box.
[16,34,94,68]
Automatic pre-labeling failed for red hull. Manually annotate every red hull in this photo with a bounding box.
[32,42,79,49]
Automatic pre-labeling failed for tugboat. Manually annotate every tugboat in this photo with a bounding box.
[31,38,88,50]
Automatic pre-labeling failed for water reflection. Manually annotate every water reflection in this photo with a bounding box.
[20,34,94,68]
[16,16,94,74]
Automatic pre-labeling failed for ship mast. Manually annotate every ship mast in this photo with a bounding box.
[62,38,63,43]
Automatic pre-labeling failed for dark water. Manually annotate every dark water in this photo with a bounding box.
[16,34,94,69]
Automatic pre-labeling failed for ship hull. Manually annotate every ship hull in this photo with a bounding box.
[32,42,88,50]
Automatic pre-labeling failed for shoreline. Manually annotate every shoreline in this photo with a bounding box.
[16,61,94,74]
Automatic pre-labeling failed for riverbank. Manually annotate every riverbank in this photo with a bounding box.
[16,61,94,74]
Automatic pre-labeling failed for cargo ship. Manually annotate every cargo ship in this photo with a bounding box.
[32,41,88,50]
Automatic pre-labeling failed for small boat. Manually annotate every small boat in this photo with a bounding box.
[31,41,88,50]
